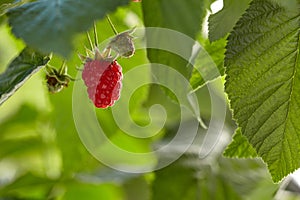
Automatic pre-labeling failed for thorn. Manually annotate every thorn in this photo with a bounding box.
[111,53,120,61]
[86,31,94,51]
[59,61,67,75]
[95,47,104,60]
[101,47,111,59]
[106,14,118,35]
[128,26,137,35]
[85,47,94,58]
[93,21,99,47]
[45,64,57,74]
[65,74,77,81]
[78,53,87,62]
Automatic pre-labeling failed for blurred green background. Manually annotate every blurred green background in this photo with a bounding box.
[0,1,300,200]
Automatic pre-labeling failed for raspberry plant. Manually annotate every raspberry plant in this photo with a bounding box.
[45,62,75,93]
[0,0,300,199]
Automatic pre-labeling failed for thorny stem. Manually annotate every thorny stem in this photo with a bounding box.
[106,15,118,35]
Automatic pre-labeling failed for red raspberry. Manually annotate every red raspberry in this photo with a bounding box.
[82,59,122,108]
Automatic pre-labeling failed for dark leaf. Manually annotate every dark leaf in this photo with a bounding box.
[7,0,129,57]
[0,47,50,106]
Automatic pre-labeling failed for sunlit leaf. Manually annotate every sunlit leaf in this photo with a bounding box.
[190,37,226,90]
[63,182,123,200]
[225,0,300,182]
[223,128,258,158]
[0,104,39,135]
[208,0,251,42]
[0,173,57,199]
[142,0,208,128]
[142,0,207,93]
[0,138,44,159]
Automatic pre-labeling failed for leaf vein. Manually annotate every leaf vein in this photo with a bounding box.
[247,85,289,142]
[279,29,300,171]
[227,15,300,62]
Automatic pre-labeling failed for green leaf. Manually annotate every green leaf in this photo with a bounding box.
[0,138,44,159]
[0,173,57,199]
[208,0,251,42]
[245,179,279,200]
[142,0,207,39]
[123,176,150,200]
[0,47,50,106]
[0,0,22,14]
[217,157,278,199]
[0,104,39,136]
[142,0,208,128]
[0,1,11,17]
[190,37,226,90]
[7,0,129,57]
[47,54,104,173]
[197,172,242,200]
[223,128,258,158]
[142,0,208,89]
[63,182,123,200]
[152,160,198,200]
[152,155,270,200]
[225,0,300,182]
[49,85,100,173]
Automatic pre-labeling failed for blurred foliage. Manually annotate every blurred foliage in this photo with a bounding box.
[142,0,208,101]
[0,0,299,200]
[190,36,226,90]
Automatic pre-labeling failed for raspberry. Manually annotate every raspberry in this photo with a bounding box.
[82,59,122,108]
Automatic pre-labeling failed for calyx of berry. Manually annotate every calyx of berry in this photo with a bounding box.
[107,27,136,58]
[79,46,114,63]
[45,63,75,93]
